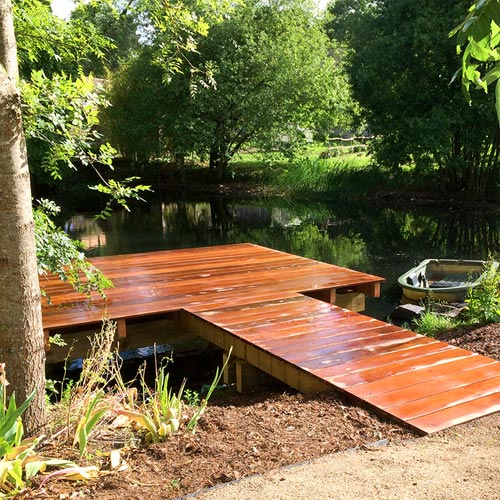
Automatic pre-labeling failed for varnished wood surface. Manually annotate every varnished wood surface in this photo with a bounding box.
[40,243,500,434]
[41,243,383,329]
[193,294,500,434]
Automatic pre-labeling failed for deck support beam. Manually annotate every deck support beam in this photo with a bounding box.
[236,361,261,393]
[179,310,330,394]
[352,282,381,298]
[43,329,50,351]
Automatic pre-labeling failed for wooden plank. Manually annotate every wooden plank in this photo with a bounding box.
[314,345,463,386]
[387,375,500,420]
[40,244,500,435]
[293,337,440,371]
[348,356,499,398]
[280,330,428,365]
[265,323,404,356]
[406,392,500,433]
[365,362,500,409]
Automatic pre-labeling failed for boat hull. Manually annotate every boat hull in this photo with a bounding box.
[398,259,493,303]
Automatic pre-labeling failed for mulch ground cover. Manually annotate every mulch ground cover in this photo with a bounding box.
[18,322,500,500]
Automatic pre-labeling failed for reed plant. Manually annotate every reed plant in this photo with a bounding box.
[114,347,232,442]
[57,320,116,457]
[276,156,389,198]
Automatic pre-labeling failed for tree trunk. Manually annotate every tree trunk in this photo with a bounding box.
[209,148,223,181]
[0,0,46,434]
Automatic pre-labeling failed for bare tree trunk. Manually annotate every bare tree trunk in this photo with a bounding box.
[0,0,46,434]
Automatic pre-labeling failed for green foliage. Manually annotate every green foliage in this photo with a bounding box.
[465,261,500,323]
[70,0,140,76]
[413,311,460,337]
[102,49,167,161]
[329,0,500,199]
[279,158,333,193]
[183,389,200,407]
[21,71,115,182]
[0,381,35,460]
[451,0,500,121]
[14,0,112,79]
[0,366,75,496]
[34,199,113,300]
[73,391,108,458]
[115,347,232,441]
[141,0,213,76]
[277,156,389,197]
[116,365,185,443]
[16,0,151,216]
[108,0,355,178]
[90,177,151,220]
[64,322,116,455]
[185,347,231,433]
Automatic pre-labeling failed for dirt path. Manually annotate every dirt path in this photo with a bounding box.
[193,413,500,500]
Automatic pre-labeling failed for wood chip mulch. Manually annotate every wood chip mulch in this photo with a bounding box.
[19,321,500,500]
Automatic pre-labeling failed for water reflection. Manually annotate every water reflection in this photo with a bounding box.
[63,198,500,319]
[64,215,107,250]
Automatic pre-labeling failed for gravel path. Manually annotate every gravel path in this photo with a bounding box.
[193,413,500,500]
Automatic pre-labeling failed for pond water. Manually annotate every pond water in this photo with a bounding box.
[62,196,500,320]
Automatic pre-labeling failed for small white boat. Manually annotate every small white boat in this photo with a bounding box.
[397,259,496,303]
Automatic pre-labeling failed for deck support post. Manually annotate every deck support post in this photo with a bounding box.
[223,351,236,385]
[236,360,261,393]
[117,319,127,338]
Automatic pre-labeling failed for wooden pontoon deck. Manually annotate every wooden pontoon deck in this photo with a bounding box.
[41,243,500,434]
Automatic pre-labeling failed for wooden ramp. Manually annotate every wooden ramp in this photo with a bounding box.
[40,243,500,435]
[183,295,500,434]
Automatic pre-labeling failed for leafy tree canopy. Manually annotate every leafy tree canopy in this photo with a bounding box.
[107,0,356,178]
[327,0,500,199]
[70,0,140,76]
[14,0,112,78]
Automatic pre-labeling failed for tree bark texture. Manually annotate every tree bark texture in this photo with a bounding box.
[0,0,46,434]
[0,0,18,80]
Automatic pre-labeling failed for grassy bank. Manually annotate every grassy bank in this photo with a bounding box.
[226,147,429,201]
[50,143,454,205]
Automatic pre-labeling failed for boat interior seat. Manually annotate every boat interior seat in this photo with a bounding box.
[406,273,420,286]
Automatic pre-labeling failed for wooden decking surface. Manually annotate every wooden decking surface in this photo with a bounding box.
[41,243,382,330]
[41,243,500,434]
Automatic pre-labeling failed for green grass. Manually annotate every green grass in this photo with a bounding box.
[146,141,436,201]
[413,311,460,338]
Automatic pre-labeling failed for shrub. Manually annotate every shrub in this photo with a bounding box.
[465,261,500,324]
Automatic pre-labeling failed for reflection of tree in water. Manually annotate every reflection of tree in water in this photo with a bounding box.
[426,209,500,258]
[365,207,500,259]
[231,223,368,271]
[81,204,165,256]
[65,198,500,269]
